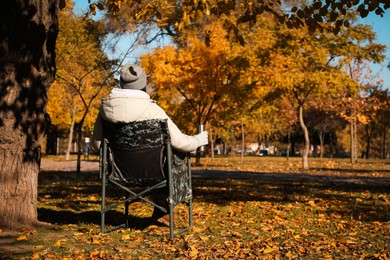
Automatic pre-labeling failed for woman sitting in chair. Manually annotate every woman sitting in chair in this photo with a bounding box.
[92,63,208,226]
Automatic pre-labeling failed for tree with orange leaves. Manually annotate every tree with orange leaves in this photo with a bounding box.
[141,20,252,163]
[47,5,115,172]
[250,14,385,169]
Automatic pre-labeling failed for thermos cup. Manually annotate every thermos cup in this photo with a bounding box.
[197,124,205,153]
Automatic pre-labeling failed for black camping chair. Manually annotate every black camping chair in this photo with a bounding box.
[99,119,193,239]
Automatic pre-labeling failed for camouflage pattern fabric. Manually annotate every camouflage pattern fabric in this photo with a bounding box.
[103,119,166,149]
[170,150,192,205]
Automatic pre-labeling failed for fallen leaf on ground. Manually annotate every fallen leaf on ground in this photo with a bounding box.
[16,236,28,241]
[263,247,275,254]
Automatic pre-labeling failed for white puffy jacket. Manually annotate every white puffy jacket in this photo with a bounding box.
[92,88,200,152]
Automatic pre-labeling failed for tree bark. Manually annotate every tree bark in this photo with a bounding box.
[231,127,235,158]
[353,119,358,162]
[76,120,85,174]
[210,125,214,160]
[240,118,245,163]
[364,124,374,159]
[66,103,76,161]
[286,130,290,161]
[329,132,334,158]
[382,126,387,159]
[317,130,325,159]
[350,121,354,163]
[298,105,309,170]
[195,123,204,166]
[350,118,358,164]
[0,0,58,229]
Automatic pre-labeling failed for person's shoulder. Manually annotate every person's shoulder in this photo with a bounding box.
[146,101,168,117]
[109,88,150,99]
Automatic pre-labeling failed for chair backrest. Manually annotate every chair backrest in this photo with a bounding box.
[102,119,170,184]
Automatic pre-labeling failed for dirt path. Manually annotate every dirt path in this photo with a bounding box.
[40,158,100,172]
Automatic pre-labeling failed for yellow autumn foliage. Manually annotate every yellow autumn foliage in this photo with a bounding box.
[47,6,112,133]
[141,20,248,132]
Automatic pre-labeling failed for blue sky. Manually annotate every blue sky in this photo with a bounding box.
[73,1,389,89]
[361,13,390,90]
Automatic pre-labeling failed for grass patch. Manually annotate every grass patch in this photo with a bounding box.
[0,157,389,259]
[195,156,390,177]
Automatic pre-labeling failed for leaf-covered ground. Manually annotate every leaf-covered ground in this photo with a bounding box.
[0,157,389,259]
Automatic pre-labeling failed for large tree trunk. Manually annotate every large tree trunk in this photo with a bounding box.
[298,105,310,170]
[0,0,58,229]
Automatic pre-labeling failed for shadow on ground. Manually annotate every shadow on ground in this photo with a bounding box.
[37,169,390,229]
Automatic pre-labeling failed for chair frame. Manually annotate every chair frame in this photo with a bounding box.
[99,119,193,239]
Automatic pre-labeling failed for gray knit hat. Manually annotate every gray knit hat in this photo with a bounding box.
[119,64,147,90]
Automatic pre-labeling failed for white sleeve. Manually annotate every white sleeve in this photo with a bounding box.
[149,104,200,152]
